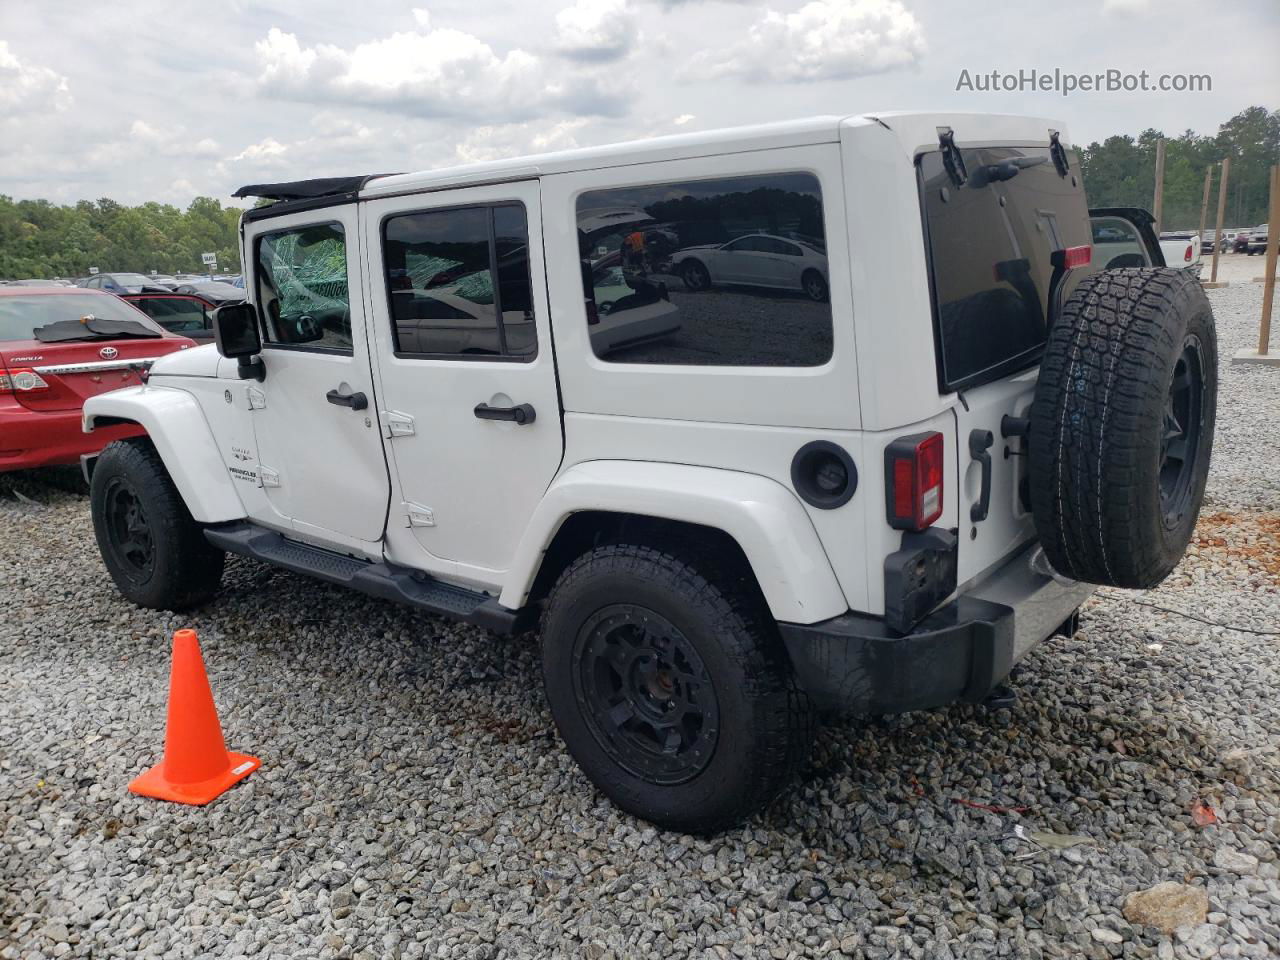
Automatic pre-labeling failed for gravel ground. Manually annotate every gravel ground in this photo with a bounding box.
[2,260,1278,960]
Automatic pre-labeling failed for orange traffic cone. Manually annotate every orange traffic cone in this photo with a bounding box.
[129,629,260,805]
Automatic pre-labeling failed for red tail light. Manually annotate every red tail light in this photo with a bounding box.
[1184,244,1193,263]
[1062,244,1092,268]
[0,368,50,394]
[884,432,945,531]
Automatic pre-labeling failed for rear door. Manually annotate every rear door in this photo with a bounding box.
[362,181,563,580]
[918,143,1096,584]
[241,205,390,550]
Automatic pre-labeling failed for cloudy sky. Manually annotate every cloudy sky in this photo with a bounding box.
[2,0,1276,209]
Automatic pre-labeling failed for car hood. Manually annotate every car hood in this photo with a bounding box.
[148,342,221,377]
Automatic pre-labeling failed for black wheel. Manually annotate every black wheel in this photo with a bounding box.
[91,438,225,610]
[801,269,828,302]
[680,260,711,291]
[1028,268,1217,588]
[541,544,813,833]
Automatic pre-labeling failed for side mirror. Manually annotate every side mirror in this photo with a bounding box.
[212,303,265,381]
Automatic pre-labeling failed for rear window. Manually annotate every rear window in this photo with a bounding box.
[918,146,1095,391]
[0,294,166,341]
[575,171,833,367]
[129,296,211,333]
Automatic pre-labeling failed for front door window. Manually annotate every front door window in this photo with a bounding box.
[254,222,353,352]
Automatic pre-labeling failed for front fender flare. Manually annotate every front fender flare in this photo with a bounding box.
[500,460,849,624]
[83,385,245,523]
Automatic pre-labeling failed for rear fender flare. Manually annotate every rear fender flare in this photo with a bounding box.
[83,385,245,523]
[501,460,849,624]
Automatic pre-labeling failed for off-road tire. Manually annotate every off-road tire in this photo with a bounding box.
[1028,268,1217,588]
[91,438,225,610]
[540,544,814,834]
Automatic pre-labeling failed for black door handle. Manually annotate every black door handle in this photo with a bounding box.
[969,428,994,522]
[474,402,536,425]
[326,388,368,411]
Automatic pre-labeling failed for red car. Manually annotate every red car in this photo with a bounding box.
[0,287,196,472]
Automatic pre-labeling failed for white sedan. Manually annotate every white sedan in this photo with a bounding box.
[670,234,829,301]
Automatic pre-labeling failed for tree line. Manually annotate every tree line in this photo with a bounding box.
[1079,105,1278,231]
[0,195,243,281]
[1,105,1276,280]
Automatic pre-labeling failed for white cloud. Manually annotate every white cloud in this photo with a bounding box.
[673,113,696,125]
[555,0,640,62]
[0,40,72,113]
[232,138,289,165]
[686,0,925,83]
[453,118,592,164]
[254,20,552,122]
[129,120,220,159]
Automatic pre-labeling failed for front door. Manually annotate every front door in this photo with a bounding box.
[242,205,390,551]
[363,181,563,581]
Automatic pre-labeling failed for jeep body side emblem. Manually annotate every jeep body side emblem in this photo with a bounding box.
[938,127,967,188]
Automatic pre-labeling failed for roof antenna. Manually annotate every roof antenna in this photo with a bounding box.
[937,127,967,188]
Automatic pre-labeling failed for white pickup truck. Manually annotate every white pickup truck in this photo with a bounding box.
[1159,231,1203,272]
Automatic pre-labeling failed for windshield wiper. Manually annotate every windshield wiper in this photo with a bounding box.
[968,155,1049,189]
[34,316,162,343]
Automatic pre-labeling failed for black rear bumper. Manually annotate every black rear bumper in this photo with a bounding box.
[780,542,1095,715]
[780,597,1015,715]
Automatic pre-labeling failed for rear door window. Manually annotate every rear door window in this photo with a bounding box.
[380,202,537,360]
[918,146,1096,391]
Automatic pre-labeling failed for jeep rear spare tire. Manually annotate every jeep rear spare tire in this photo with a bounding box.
[1028,267,1217,588]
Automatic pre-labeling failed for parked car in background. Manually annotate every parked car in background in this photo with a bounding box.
[1247,224,1270,255]
[1200,231,1217,254]
[670,232,830,301]
[1158,232,1201,271]
[145,275,180,290]
[83,272,171,294]
[1090,209,1163,270]
[0,287,195,472]
[120,292,219,341]
[174,280,245,304]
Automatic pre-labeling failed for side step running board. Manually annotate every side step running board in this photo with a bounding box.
[204,522,533,635]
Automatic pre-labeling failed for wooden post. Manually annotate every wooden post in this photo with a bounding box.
[1233,163,1280,365]
[1197,165,1213,250]
[1152,139,1166,236]
[1209,157,1230,285]
[1258,164,1280,354]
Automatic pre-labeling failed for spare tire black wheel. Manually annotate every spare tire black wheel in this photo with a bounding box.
[1028,268,1217,588]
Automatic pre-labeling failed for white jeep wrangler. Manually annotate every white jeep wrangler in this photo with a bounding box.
[83,113,1217,833]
